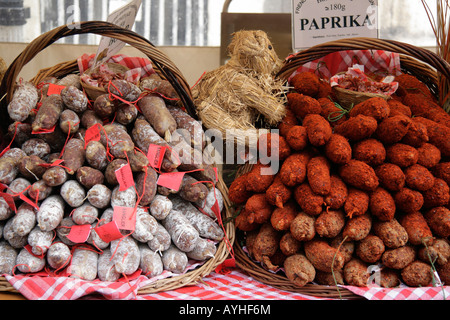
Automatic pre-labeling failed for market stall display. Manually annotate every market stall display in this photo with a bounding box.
[231,37,450,299]
[0,21,235,296]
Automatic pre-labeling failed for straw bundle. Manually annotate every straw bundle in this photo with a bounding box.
[0,57,6,84]
[193,30,287,147]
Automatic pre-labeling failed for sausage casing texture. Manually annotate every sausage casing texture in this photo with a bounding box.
[7,81,39,122]
[171,196,224,241]
[37,195,65,232]
[69,247,98,281]
[162,209,199,252]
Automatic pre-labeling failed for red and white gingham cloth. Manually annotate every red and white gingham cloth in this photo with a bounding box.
[3,269,449,300]
[289,50,402,81]
[77,53,155,84]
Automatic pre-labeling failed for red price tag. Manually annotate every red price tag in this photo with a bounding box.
[66,225,91,244]
[84,123,102,148]
[211,200,222,221]
[19,193,39,211]
[113,206,136,232]
[95,221,123,243]
[157,172,185,191]
[147,144,166,170]
[47,84,66,96]
[115,163,135,191]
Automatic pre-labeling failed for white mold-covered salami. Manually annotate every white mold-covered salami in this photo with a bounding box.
[171,197,224,241]
[110,236,140,275]
[149,195,172,220]
[69,247,98,281]
[47,242,71,270]
[87,184,112,209]
[28,179,53,201]
[147,223,171,253]
[195,187,224,219]
[161,244,188,274]
[7,81,39,122]
[27,226,53,256]
[186,237,217,261]
[139,244,163,278]
[60,180,86,208]
[2,148,27,165]
[37,195,65,232]
[3,218,28,249]
[0,197,13,221]
[72,203,99,225]
[6,177,31,197]
[0,156,18,185]
[16,247,46,273]
[21,138,51,159]
[132,206,158,243]
[57,74,82,89]
[111,185,137,208]
[11,203,36,236]
[0,241,18,275]
[162,209,199,252]
[97,248,121,282]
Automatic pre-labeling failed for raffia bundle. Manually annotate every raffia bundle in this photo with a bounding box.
[193,30,287,147]
[0,57,6,85]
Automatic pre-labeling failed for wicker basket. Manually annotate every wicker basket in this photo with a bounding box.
[0,21,235,296]
[332,87,391,110]
[232,37,450,300]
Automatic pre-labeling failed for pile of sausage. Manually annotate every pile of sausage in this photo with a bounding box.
[0,69,225,282]
[231,71,450,288]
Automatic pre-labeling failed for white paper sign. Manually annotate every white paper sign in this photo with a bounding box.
[94,0,142,67]
[292,0,379,51]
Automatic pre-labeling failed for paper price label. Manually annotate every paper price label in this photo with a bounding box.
[95,221,123,243]
[94,0,142,67]
[113,206,137,232]
[157,172,185,192]
[115,163,135,191]
[47,84,66,96]
[147,144,166,170]
[67,225,92,244]
[84,123,102,148]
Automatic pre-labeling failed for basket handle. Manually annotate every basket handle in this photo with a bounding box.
[0,20,197,122]
[277,37,450,83]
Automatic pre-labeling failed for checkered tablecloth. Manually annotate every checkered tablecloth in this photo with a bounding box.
[3,268,449,300]
[289,49,402,80]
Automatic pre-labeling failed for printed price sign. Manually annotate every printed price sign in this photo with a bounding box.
[94,0,142,67]
[292,0,379,51]
[47,84,66,96]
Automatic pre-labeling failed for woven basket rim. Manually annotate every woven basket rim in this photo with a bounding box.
[231,37,450,300]
[0,21,235,296]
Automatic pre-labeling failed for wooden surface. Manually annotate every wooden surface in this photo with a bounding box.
[0,292,26,300]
